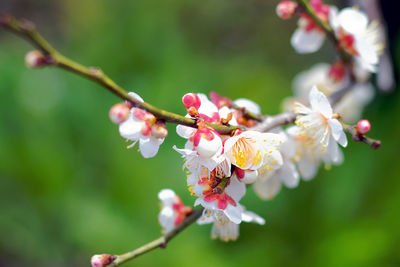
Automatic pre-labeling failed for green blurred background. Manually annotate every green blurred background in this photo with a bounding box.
[1,0,399,266]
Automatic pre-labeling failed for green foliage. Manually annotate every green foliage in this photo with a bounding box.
[0,1,399,266]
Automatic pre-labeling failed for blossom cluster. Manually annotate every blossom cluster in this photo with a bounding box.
[105,0,383,244]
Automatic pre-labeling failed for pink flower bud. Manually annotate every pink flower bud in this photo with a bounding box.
[152,122,168,139]
[25,50,48,68]
[276,1,298,19]
[91,254,115,267]
[356,119,371,135]
[182,93,201,111]
[109,103,130,124]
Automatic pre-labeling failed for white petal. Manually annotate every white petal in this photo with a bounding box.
[196,133,222,158]
[240,170,259,184]
[233,98,261,115]
[241,209,265,225]
[309,86,332,118]
[198,93,219,116]
[224,205,242,224]
[297,156,318,181]
[291,28,325,54]
[176,124,195,139]
[118,115,143,140]
[139,137,163,158]
[253,175,282,200]
[279,161,300,188]
[225,176,246,203]
[323,138,343,164]
[329,6,339,31]
[355,39,378,71]
[158,189,176,206]
[158,207,175,233]
[328,119,347,147]
[338,8,368,35]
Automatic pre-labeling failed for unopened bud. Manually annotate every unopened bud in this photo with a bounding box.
[356,119,371,135]
[25,50,48,68]
[276,1,298,19]
[182,93,201,111]
[152,122,168,139]
[109,103,130,124]
[91,254,115,267]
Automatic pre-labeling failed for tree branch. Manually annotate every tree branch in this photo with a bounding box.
[342,123,381,149]
[106,208,203,266]
[0,14,239,134]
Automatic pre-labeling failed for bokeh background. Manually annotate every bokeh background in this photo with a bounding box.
[1,0,400,266]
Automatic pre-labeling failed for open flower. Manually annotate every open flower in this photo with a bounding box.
[254,129,300,200]
[295,86,347,149]
[118,93,166,158]
[194,175,246,224]
[330,7,384,72]
[287,63,374,123]
[197,205,265,242]
[291,0,333,53]
[158,189,193,233]
[224,130,284,171]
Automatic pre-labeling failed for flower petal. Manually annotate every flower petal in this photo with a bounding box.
[337,8,368,35]
[139,137,163,158]
[328,119,347,147]
[280,161,300,188]
[233,98,261,115]
[309,86,332,118]
[291,28,325,54]
[118,115,143,140]
[297,156,318,181]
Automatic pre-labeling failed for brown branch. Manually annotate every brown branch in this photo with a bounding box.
[342,123,381,149]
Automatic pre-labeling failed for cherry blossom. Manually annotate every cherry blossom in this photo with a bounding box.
[254,129,300,200]
[118,92,167,158]
[290,0,333,53]
[330,7,384,72]
[197,205,265,242]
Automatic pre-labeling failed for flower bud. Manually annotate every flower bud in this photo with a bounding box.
[25,50,48,68]
[91,254,115,267]
[276,1,298,19]
[109,103,131,124]
[182,93,201,111]
[152,122,168,139]
[356,119,371,135]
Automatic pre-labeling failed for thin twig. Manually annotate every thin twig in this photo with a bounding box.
[0,14,237,134]
[107,208,203,266]
[342,123,381,149]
